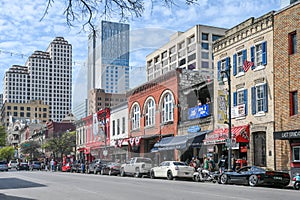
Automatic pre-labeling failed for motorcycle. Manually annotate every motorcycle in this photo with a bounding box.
[292,173,300,190]
[193,168,219,183]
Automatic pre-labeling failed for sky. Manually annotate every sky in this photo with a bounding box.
[0,0,281,107]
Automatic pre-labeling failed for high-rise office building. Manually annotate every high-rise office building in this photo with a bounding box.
[2,37,72,122]
[280,0,299,8]
[87,21,130,94]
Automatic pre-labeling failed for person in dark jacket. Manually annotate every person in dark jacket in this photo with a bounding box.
[217,155,227,173]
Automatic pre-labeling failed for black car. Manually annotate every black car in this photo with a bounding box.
[17,162,30,171]
[88,159,111,174]
[100,162,121,176]
[218,166,290,187]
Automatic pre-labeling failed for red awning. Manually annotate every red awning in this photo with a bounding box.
[203,125,249,145]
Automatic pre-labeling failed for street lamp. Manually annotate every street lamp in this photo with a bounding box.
[221,61,232,171]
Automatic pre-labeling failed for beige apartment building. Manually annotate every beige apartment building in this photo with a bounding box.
[88,88,127,115]
[146,25,227,82]
[1,100,49,127]
[208,12,275,169]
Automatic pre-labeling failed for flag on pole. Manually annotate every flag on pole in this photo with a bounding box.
[243,60,254,72]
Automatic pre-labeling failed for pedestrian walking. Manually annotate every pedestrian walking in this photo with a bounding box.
[50,159,55,172]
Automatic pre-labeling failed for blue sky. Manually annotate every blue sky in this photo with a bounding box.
[0,0,280,107]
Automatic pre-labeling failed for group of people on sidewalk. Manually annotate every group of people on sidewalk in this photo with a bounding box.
[188,154,237,173]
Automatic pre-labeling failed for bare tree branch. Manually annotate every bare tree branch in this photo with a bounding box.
[42,0,197,31]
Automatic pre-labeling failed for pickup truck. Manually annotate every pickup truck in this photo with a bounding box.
[120,157,153,178]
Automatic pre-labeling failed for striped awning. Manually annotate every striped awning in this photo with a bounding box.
[203,125,249,145]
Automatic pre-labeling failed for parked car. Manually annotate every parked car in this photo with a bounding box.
[100,162,121,176]
[17,162,30,171]
[218,166,290,187]
[62,162,71,172]
[150,161,195,180]
[120,157,153,178]
[88,159,111,174]
[30,161,42,171]
[0,161,9,172]
[8,160,19,169]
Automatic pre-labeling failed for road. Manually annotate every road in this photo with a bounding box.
[0,170,299,200]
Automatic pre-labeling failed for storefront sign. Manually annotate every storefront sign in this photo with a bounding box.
[231,104,245,118]
[274,130,300,140]
[187,125,201,133]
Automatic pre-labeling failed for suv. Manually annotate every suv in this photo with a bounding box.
[8,160,19,169]
[88,159,111,174]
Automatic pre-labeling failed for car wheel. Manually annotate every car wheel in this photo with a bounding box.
[134,168,141,178]
[248,175,258,187]
[150,170,155,179]
[220,174,228,184]
[120,168,125,177]
[108,170,112,176]
[167,170,173,180]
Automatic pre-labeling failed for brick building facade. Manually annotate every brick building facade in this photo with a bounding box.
[273,2,300,175]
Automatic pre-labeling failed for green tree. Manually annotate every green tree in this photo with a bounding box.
[20,141,41,160]
[44,131,76,161]
[0,126,7,147]
[0,146,15,162]
[43,0,198,29]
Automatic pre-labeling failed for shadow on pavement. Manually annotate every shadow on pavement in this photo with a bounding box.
[0,193,35,200]
[0,178,46,190]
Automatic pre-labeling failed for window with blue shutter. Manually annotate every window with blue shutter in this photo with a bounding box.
[233,54,237,76]
[251,84,268,115]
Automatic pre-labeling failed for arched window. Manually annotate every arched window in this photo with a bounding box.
[145,99,155,127]
[131,104,140,130]
[162,93,174,123]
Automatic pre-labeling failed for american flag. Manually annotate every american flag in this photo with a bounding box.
[243,60,254,72]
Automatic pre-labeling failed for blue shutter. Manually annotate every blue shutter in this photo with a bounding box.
[233,54,237,76]
[217,61,221,81]
[244,89,248,116]
[225,57,230,71]
[251,46,255,70]
[233,92,237,106]
[263,83,268,112]
[251,87,256,114]
[242,50,247,72]
[262,41,267,65]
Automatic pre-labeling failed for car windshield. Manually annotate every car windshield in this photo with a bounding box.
[173,162,187,166]
[136,158,152,164]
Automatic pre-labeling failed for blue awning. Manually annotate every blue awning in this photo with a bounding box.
[151,130,212,152]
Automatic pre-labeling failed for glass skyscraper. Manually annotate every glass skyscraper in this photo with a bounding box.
[87,21,130,94]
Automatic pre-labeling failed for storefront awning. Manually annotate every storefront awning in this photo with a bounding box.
[203,125,250,145]
[151,130,211,152]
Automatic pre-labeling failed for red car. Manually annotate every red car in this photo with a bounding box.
[62,163,71,172]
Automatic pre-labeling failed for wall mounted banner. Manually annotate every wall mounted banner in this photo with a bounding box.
[188,104,209,119]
